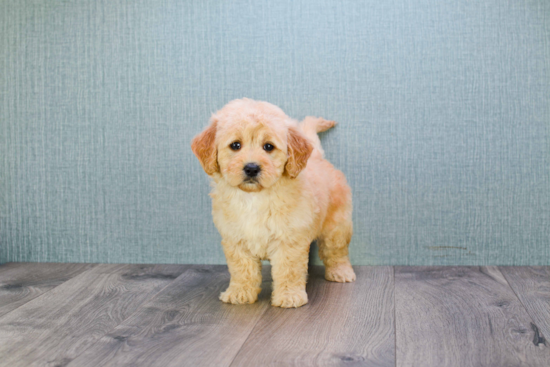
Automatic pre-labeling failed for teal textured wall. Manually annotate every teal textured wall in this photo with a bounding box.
[1,0,549,265]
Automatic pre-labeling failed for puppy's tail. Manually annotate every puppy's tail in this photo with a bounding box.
[299,116,337,157]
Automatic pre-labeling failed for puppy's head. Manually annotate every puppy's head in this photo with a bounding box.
[191,99,313,192]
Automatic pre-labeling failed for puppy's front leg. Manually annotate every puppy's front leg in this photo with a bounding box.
[220,241,262,305]
[270,242,310,308]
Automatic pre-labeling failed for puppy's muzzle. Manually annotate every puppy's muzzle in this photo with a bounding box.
[243,163,261,178]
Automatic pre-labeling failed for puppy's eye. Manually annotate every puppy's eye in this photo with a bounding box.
[230,142,241,151]
[263,143,275,152]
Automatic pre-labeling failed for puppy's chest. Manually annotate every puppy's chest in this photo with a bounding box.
[212,191,310,254]
[219,195,293,236]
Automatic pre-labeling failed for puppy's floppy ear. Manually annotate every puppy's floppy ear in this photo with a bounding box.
[285,126,313,178]
[191,119,219,175]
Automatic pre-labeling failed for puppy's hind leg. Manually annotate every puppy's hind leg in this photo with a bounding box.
[319,232,356,283]
[318,199,356,283]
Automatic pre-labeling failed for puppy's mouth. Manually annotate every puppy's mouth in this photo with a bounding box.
[238,178,263,192]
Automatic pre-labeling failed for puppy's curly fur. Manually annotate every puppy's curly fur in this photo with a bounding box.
[192,99,355,308]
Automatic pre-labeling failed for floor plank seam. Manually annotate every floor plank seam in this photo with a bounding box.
[0,263,99,322]
[498,266,548,342]
[61,265,194,366]
[227,292,273,366]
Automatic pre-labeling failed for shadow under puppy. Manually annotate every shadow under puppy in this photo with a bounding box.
[191,98,355,308]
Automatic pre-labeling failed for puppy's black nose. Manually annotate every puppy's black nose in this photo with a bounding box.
[243,163,261,177]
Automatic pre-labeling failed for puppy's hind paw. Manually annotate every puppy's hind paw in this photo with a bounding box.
[219,286,260,305]
[271,289,308,308]
[325,264,356,283]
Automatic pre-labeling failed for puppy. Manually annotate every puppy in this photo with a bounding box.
[191,98,355,308]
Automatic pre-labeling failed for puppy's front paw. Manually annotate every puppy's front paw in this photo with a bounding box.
[219,285,260,305]
[271,289,308,308]
[325,264,356,283]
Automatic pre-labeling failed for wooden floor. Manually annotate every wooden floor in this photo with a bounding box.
[0,264,548,366]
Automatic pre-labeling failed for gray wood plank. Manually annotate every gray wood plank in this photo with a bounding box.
[67,265,272,367]
[500,266,550,343]
[395,266,550,367]
[0,262,96,317]
[231,266,395,367]
[0,264,189,367]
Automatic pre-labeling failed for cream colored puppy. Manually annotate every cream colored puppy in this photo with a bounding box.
[192,98,355,308]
